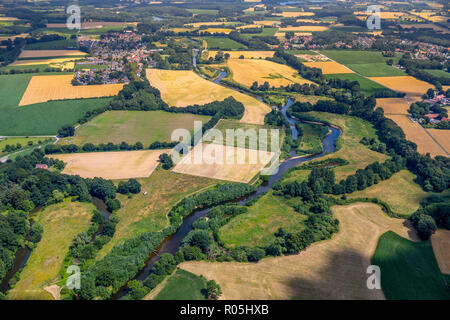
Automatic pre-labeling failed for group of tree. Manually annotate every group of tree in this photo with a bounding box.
[409,195,449,240]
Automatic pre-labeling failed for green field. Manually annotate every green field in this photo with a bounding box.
[324,73,390,96]
[240,27,278,38]
[61,110,211,146]
[24,39,78,50]
[372,231,450,300]
[201,37,247,50]
[424,69,450,79]
[297,122,328,155]
[153,269,207,300]
[321,50,404,76]
[345,63,406,77]
[219,191,306,248]
[321,50,406,77]
[186,8,219,15]
[321,50,398,65]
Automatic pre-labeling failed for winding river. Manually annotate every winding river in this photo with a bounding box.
[111,70,341,299]
[0,62,341,298]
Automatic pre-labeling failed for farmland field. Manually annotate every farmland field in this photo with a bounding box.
[207,50,274,59]
[376,98,410,115]
[303,61,353,74]
[181,203,418,299]
[148,269,207,300]
[24,39,77,50]
[8,201,94,300]
[346,170,428,216]
[369,76,433,102]
[279,26,329,32]
[60,110,211,146]
[274,12,315,17]
[430,229,450,275]
[199,28,234,35]
[0,74,111,136]
[426,129,450,154]
[227,58,313,88]
[200,37,247,50]
[423,69,450,79]
[172,143,275,183]
[219,191,306,248]
[18,50,87,59]
[19,75,123,106]
[345,63,406,77]
[50,149,171,180]
[385,114,447,157]
[0,137,54,156]
[146,69,271,125]
[97,169,218,259]
[324,73,389,96]
[320,50,400,65]
[372,231,450,300]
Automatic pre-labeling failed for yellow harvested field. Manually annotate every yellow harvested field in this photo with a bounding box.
[49,149,170,180]
[146,69,271,125]
[19,50,87,59]
[19,75,123,106]
[412,11,448,22]
[236,24,262,29]
[279,26,329,32]
[376,98,410,115]
[385,114,447,157]
[172,143,275,183]
[208,50,274,59]
[0,17,20,21]
[227,58,313,87]
[354,11,406,19]
[11,57,83,66]
[431,229,450,275]
[274,11,315,17]
[185,22,232,28]
[303,61,353,74]
[369,76,433,102]
[199,28,233,34]
[426,129,450,154]
[168,27,192,33]
[181,203,418,299]
[399,23,449,33]
[254,20,282,26]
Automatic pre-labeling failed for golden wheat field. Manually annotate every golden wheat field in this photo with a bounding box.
[385,114,447,157]
[376,98,410,115]
[354,11,406,19]
[253,20,282,26]
[207,50,274,59]
[172,143,275,183]
[18,50,87,59]
[431,229,450,275]
[279,26,330,32]
[274,11,315,17]
[11,57,84,66]
[146,69,271,125]
[303,61,354,74]
[181,202,419,300]
[369,76,433,102]
[199,28,234,34]
[426,129,450,154]
[227,58,313,87]
[18,75,124,106]
[49,150,170,180]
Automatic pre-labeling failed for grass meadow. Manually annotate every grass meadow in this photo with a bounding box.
[219,191,306,248]
[324,73,391,96]
[153,269,207,300]
[372,231,450,300]
[60,110,211,146]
